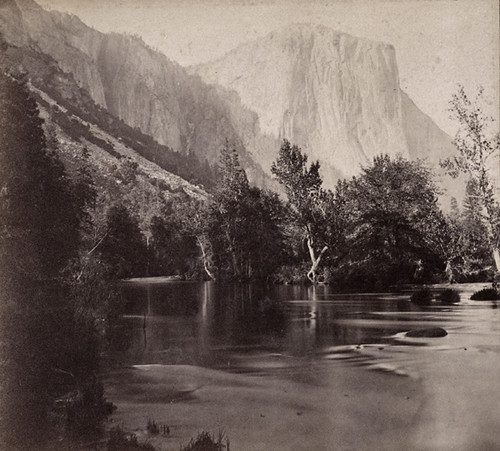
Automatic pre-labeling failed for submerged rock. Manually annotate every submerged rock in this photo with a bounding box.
[438,289,460,304]
[470,287,500,301]
[410,288,434,305]
[406,327,447,338]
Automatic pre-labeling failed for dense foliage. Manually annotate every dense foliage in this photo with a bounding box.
[336,155,447,288]
[99,204,149,279]
[440,86,500,274]
[0,71,107,448]
[271,140,335,282]
[136,140,497,288]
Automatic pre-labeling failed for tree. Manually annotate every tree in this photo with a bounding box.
[271,140,331,282]
[441,86,500,273]
[210,144,251,279]
[149,200,200,278]
[99,204,148,279]
[231,186,287,281]
[172,199,218,281]
[447,180,494,281]
[0,71,101,447]
[344,155,446,287]
[206,143,288,281]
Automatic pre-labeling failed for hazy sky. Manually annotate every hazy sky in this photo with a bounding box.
[37,0,499,137]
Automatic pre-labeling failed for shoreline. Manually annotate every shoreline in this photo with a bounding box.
[102,283,500,450]
[103,362,424,450]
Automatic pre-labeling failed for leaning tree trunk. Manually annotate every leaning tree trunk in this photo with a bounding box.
[306,235,328,283]
[196,235,216,281]
[444,259,455,284]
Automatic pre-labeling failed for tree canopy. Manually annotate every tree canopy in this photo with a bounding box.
[441,86,500,273]
[0,71,102,447]
[336,155,446,288]
[271,140,333,282]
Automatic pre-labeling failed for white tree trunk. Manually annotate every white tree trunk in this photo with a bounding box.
[197,236,216,281]
[493,247,500,275]
[445,260,454,284]
[306,236,328,283]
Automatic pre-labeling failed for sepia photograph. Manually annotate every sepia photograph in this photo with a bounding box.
[0,0,499,449]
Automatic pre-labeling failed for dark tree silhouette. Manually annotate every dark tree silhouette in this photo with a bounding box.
[0,71,98,447]
[99,204,149,279]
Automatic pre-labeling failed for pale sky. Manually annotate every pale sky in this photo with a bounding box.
[37,0,499,137]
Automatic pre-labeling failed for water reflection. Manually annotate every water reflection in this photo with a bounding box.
[108,281,498,378]
[105,281,500,450]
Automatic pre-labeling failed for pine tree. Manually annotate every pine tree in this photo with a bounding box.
[0,71,90,446]
[0,71,103,447]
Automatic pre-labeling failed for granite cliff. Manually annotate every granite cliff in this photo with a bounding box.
[1,1,455,190]
[193,24,455,186]
[0,0,270,185]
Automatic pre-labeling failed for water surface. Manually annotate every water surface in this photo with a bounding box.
[107,281,500,450]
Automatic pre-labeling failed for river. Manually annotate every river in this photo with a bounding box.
[103,280,500,450]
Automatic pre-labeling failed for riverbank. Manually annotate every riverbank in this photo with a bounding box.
[103,282,500,450]
[104,362,424,450]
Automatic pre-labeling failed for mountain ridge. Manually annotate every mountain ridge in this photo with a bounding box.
[0,0,273,187]
[1,0,456,193]
[192,23,455,185]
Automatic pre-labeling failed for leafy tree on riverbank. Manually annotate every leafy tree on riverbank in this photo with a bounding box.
[271,140,333,282]
[441,86,500,274]
[336,155,446,288]
[149,202,200,278]
[435,180,496,283]
[210,144,287,281]
[145,144,288,282]
[99,204,149,279]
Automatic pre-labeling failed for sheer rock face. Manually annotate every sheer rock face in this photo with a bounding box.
[192,24,454,186]
[1,2,454,189]
[0,0,271,186]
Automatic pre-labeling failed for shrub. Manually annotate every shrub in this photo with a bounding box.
[180,430,229,451]
[437,289,460,304]
[273,263,309,285]
[470,287,500,300]
[410,288,433,305]
[107,426,155,450]
[146,419,159,435]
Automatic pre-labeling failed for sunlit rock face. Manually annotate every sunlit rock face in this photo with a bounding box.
[192,24,454,186]
[0,0,272,187]
[1,1,454,189]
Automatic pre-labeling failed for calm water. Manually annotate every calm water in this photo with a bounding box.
[108,281,499,374]
[107,280,500,450]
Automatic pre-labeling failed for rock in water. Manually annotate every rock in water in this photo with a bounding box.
[406,328,447,338]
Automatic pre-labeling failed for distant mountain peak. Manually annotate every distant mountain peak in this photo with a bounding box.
[192,23,453,186]
[2,1,455,192]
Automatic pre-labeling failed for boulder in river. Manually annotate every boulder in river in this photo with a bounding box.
[406,327,448,338]
[410,288,434,305]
